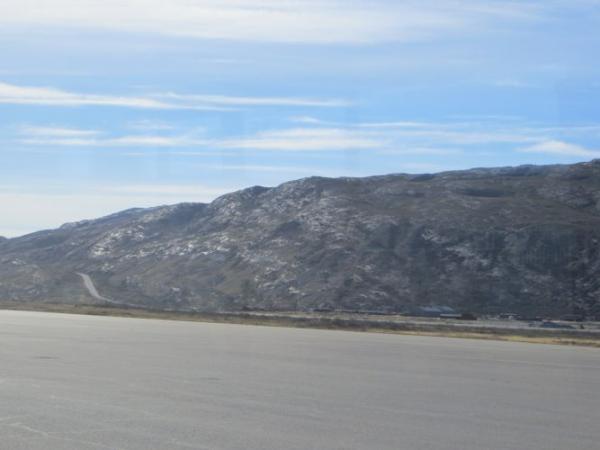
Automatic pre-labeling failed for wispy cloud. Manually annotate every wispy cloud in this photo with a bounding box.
[20,135,206,148]
[158,93,349,108]
[493,79,534,88]
[0,0,543,44]
[289,116,327,125]
[21,127,385,152]
[219,128,384,151]
[15,119,600,158]
[19,127,383,152]
[127,120,176,132]
[192,163,342,176]
[357,121,437,129]
[520,140,600,157]
[388,128,539,145]
[20,125,100,137]
[0,81,180,110]
[278,120,542,147]
[286,118,546,145]
[379,147,464,156]
[16,123,205,148]
[0,81,347,110]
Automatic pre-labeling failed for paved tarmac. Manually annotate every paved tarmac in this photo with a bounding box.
[1,310,599,450]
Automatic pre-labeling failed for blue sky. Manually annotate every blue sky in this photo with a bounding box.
[1,0,600,236]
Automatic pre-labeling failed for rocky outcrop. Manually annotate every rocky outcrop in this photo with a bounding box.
[1,160,600,317]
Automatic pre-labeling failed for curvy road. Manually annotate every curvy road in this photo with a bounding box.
[1,310,599,450]
[75,273,114,304]
[76,273,139,308]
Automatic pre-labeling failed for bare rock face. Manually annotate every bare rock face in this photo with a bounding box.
[1,160,600,317]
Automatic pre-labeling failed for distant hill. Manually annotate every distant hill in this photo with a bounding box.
[2,160,600,317]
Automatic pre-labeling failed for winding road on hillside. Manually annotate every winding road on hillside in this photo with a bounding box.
[76,272,139,308]
[76,272,114,303]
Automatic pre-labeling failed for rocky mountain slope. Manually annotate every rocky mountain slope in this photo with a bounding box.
[2,160,600,317]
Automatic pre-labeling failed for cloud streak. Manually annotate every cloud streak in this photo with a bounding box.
[20,125,100,137]
[0,0,543,44]
[20,135,206,148]
[191,163,344,176]
[0,81,347,110]
[15,119,600,158]
[218,128,384,151]
[0,82,179,110]
[520,140,600,157]
[19,127,385,151]
[158,93,349,108]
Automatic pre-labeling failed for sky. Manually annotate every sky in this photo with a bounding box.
[1,0,600,237]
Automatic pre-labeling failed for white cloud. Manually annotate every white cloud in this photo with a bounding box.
[105,136,205,147]
[0,81,346,110]
[394,129,539,145]
[378,147,463,156]
[493,79,533,88]
[19,125,101,137]
[16,118,600,158]
[520,140,600,157]
[159,93,349,108]
[357,121,435,129]
[0,81,180,109]
[219,128,384,151]
[289,116,327,125]
[0,0,541,44]
[192,163,339,175]
[121,151,239,158]
[127,120,176,132]
[283,118,545,145]
[353,120,548,146]
[349,121,538,145]
[20,135,206,148]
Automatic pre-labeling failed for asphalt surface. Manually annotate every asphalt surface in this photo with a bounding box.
[1,310,599,450]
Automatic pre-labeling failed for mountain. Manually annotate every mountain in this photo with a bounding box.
[2,160,600,317]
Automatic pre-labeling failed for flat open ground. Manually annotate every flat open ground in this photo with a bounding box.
[1,310,599,450]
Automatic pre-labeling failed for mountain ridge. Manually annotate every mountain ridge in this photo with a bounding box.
[2,160,600,317]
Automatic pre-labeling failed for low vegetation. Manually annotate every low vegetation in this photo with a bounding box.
[2,302,599,348]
